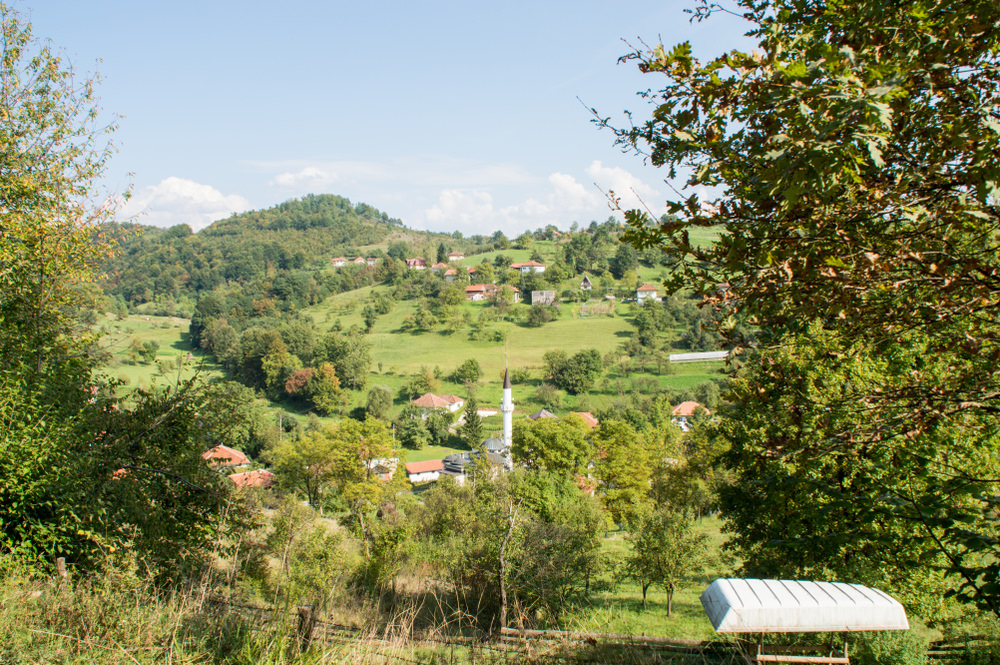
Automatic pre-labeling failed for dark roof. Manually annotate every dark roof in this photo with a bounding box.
[482,437,504,453]
[503,368,511,389]
[528,408,556,421]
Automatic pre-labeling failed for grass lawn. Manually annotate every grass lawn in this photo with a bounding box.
[94,313,224,390]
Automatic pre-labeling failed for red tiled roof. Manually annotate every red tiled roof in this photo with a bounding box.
[570,412,599,429]
[637,284,658,291]
[672,401,709,417]
[412,392,464,409]
[202,445,250,466]
[511,260,545,268]
[406,459,444,474]
[228,469,275,488]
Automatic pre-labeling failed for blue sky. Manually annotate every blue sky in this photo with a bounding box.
[25,1,752,235]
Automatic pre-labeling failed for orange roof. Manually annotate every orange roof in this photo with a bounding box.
[406,459,444,474]
[412,392,463,408]
[511,260,545,268]
[637,284,659,291]
[228,469,275,488]
[570,412,599,429]
[202,444,250,466]
[672,401,710,417]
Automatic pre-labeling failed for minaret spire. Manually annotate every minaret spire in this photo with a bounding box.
[501,366,514,468]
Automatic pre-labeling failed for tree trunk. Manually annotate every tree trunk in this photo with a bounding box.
[499,500,520,631]
[642,582,650,610]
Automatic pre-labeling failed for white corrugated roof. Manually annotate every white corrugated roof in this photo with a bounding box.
[700,579,909,633]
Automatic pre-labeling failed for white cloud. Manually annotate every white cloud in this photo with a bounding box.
[586,160,662,216]
[414,163,664,236]
[424,189,496,228]
[270,166,339,188]
[121,177,250,231]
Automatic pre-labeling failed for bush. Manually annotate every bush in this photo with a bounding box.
[852,631,929,665]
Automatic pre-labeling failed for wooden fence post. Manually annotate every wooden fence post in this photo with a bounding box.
[297,605,316,652]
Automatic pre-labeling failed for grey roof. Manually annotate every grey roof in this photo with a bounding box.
[700,579,910,633]
[528,409,556,421]
[481,437,505,452]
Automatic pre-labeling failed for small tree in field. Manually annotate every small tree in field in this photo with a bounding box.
[624,507,708,615]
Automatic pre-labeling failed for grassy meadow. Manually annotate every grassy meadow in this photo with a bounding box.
[94,313,224,391]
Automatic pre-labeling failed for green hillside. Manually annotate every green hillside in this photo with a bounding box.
[94,194,728,452]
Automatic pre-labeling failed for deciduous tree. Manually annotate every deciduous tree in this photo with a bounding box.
[602,0,1000,616]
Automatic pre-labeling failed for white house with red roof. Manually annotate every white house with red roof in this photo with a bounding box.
[406,459,444,483]
[510,260,546,274]
[405,258,427,270]
[637,284,660,301]
[671,401,710,431]
[411,392,465,414]
[448,251,465,261]
[331,257,348,268]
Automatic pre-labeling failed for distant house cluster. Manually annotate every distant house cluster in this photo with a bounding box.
[332,256,377,268]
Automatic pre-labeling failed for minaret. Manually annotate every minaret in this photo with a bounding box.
[501,367,514,458]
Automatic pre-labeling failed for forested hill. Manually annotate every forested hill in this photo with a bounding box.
[101,194,410,307]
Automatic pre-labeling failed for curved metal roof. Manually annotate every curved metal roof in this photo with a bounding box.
[700,579,909,633]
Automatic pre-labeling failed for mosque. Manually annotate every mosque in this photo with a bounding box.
[441,368,514,479]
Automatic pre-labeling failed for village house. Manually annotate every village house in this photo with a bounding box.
[405,257,427,270]
[671,401,710,432]
[366,457,398,481]
[530,290,556,306]
[411,392,465,414]
[510,260,546,274]
[353,256,366,265]
[447,251,465,261]
[228,469,275,489]
[406,459,444,484]
[465,283,520,303]
[465,284,488,301]
[331,257,348,268]
[366,257,378,267]
[580,274,593,291]
[202,444,250,467]
[570,412,600,429]
[636,284,659,301]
